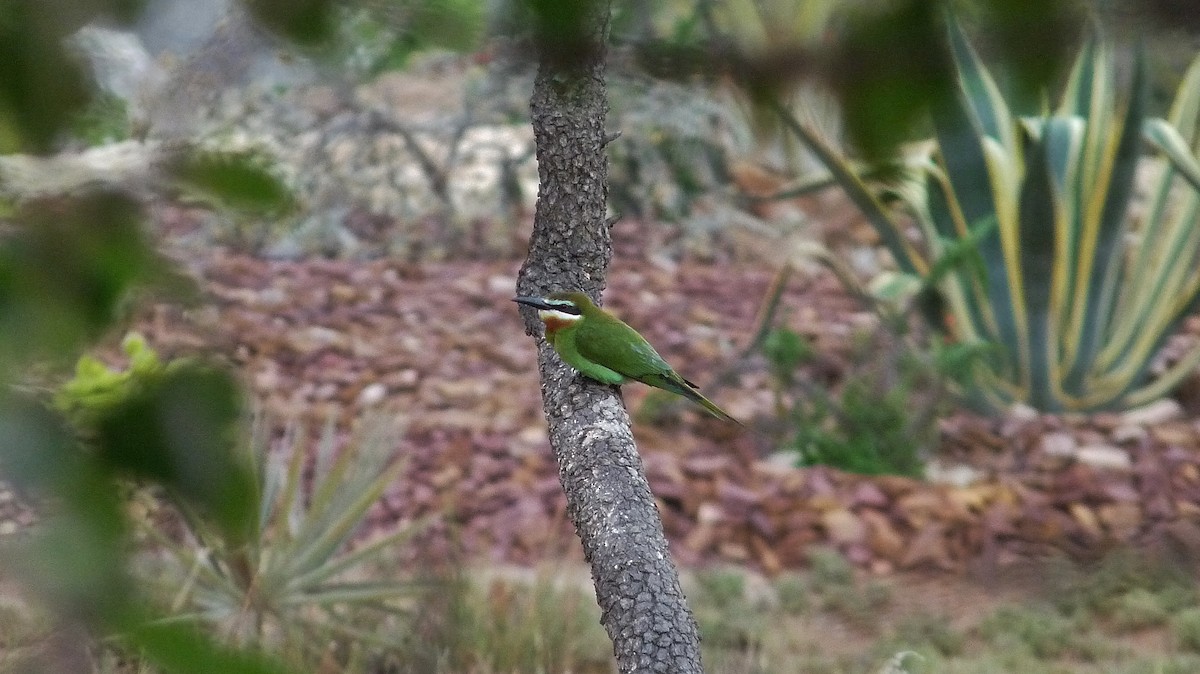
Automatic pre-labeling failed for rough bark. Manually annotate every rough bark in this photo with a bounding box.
[514,4,704,673]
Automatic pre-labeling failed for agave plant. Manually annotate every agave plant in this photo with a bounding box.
[781,20,1200,412]
[142,414,421,666]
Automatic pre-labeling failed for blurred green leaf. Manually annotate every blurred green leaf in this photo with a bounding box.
[0,394,86,492]
[9,485,130,622]
[123,620,291,674]
[410,0,486,53]
[94,365,256,543]
[169,149,296,216]
[968,0,1079,108]
[522,0,605,68]
[244,0,336,45]
[0,192,162,367]
[1,399,130,625]
[0,4,90,154]
[2,0,145,35]
[830,0,953,158]
[54,333,168,429]
[0,0,145,153]
[1,407,131,622]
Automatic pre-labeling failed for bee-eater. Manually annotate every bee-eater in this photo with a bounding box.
[514,291,740,424]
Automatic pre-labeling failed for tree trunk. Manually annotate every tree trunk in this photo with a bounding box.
[514,3,705,673]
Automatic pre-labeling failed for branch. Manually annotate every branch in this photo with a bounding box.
[514,2,704,671]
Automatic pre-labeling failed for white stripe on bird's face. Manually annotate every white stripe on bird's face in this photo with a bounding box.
[538,308,582,323]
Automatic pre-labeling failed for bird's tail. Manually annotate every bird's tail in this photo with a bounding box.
[685,387,743,425]
[647,373,742,425]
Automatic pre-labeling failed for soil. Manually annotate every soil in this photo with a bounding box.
[105,215,1200,584]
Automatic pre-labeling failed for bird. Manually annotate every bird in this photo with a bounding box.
[513,291,741,424]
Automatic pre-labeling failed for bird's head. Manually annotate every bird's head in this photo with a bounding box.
[513,291,596,332]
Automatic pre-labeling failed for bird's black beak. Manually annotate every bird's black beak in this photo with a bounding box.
[513,295,553,311]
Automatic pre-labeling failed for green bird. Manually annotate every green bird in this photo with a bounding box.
[514,291,740,424]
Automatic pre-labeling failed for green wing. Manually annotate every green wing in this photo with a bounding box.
[575,315,675,382]
[576,313,741,424]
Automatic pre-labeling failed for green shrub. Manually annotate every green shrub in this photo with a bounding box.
[1048,549,1196,617]
[1172,608,1200,653]
[690,568,769,651]
[764,324,967,477]
[772,573,811,615]
[806,546,855,590]
[406,568,610,674]
[890,613,965,657]
[1110,589,1173,632]
[982,605,1069,658]
[803,548,891,630]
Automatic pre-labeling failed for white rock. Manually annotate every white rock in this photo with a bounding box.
[1111,424,1149,444]
[1040,432,1077,457]
[487,275,515,296]
[762,451,798,471]
[357,382,387,407]
[1121,398,1183,426]
[924,460,984,487]
[1075,445,1133,471]
[1007,403,1040,423]
[696,502,724,525]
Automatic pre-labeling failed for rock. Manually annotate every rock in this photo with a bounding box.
[750,536,784,576]
[897,491,957,527]
[821,508,866,545]
[717,480,762,519]
[1039,432,1076,458]
[924,460,984,487]
[719,542,751,561]
[850,482,889,509]
[356,382,387,406]
[1074,445,1132,471]
[486,275,515,296]
[861,509,905,559]
[1091,412,1121,431]
[1101,482,1140,503]
[1007,403,1039,423]
[1097,502,1142,540]
[761,451,800,472]
[946,484,999,512]
[682,455,731,477]
[1120,398,1183,426]
[900,523,952,569]
[1162,519,1200,560]
[697,502,724,525]
[1111,424,1149,444]
[391,369,420,391]
[1068,503,1103,539]
[1150,422,1198,448]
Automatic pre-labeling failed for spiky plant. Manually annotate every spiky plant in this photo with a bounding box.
[780,19,1200,412]
[142,414,420,668]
